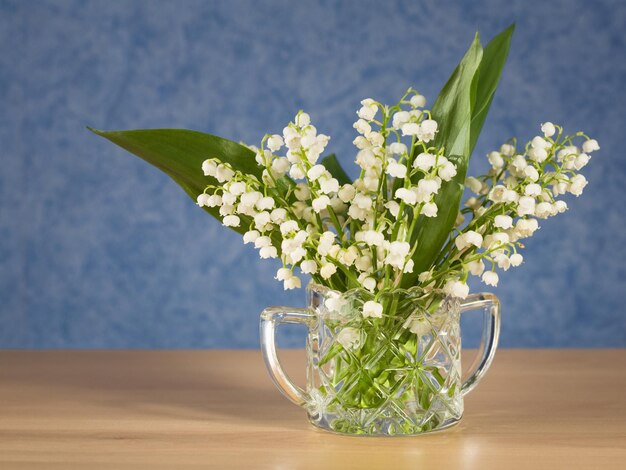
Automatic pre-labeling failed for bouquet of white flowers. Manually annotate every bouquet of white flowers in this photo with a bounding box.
[91,25,599,435]
[91,26,597,307]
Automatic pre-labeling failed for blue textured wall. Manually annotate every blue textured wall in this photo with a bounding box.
[1,0,625,348]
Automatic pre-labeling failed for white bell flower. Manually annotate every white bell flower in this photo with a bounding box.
[254,236,272,249]
[467,259,485,276]
[515,218,539,238]
[517,196,536,216]
[418,119,438,143]
[228,181,246,196]
[307,164,327,181]
[219,204,235,216]
[267,134,284,152]
[289,165,306,180]
[259,246,278,259]
[275,268,292,281]
[455,230,483,251]
[493,252,511,271]
[196,193,210,207]
[295,112,311,128]
[362,174,379,191]
[531,136,551,149]
[361,276,377,292]
[385,241,410,269]
[338,184,356,203]
[465,177,483,194]
[353,119,372,135]
[353,193,373,210]
[202,159,218,177]
[353,135,371,150]
[484,232,510,250]
[438,161,457,181]
[256,197,275,211]
[494,215,513,229]
[358,230,385,247]
[215,164,235,183]
[554,200,568,213]
[280,220,299,235]
[386,160,407,178]
[283,275,301,290]
[348,204,368,221]
[319,263,337,279]
[535,202,555,219]
[243,230,260,244]
[410,94,427,108]
[443,280,469,299]
[282,238,306,264]
[336,327,361,350]
[395,188,417,205]
[401,122,420,136]
[319,177,340,194]
[422,202,438,217]
[574,153,590,170]
[500,143,515,156]
[389,142,408,155]
[253,211,272,230]
[270,208,287,223]
[356,149,377,169]
[384,201,400,218]
[482,271,499,287]
[487,151,504,169]
[221,192,237,206]
[312,195,330,213]
[510,253,524,267]
[240,191,262,207]
[524,183,542,197]
[541,122,556,137]
[206,195,222,207]
[271,157,290,176]
[222,215,240,227]
[582,139,599,153]
[511,155,528,172]
[317,232,336,256]
[488,185,507,203]
[236,202,256,217]
[363,300,383,318]
[569,174,587,196]
[357,99,378,121]
[293,183,310,201]
[300,260,318,275]
[354,255,373,273]
[528,147,548,163]
[392,111,411,129]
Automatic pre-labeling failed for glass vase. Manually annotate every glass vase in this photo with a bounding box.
[260,282,500,436]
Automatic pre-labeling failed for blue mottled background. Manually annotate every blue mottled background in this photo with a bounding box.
[1,0,625,348]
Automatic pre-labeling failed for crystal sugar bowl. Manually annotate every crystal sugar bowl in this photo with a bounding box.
[260,283,500,436]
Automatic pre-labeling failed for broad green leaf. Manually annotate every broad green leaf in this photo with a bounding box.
[88,128,261,235]
[403,34,483,286]
[470,23,515,153]
[321,153,352,185]
[404,26,515,285]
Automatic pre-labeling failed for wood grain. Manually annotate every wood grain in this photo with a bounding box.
[0,350,625,469]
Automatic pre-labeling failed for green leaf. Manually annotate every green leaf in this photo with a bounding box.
[321,153,352,186]
[404,26,515,285]
[88,128,261,235]
[470,23,515,153]
[403,34,483,285]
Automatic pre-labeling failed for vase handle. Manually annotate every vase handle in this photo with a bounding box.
[260,306,313,406]
[459,293,501,396]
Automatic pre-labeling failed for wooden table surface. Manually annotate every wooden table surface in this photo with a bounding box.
[0,350,625,469]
